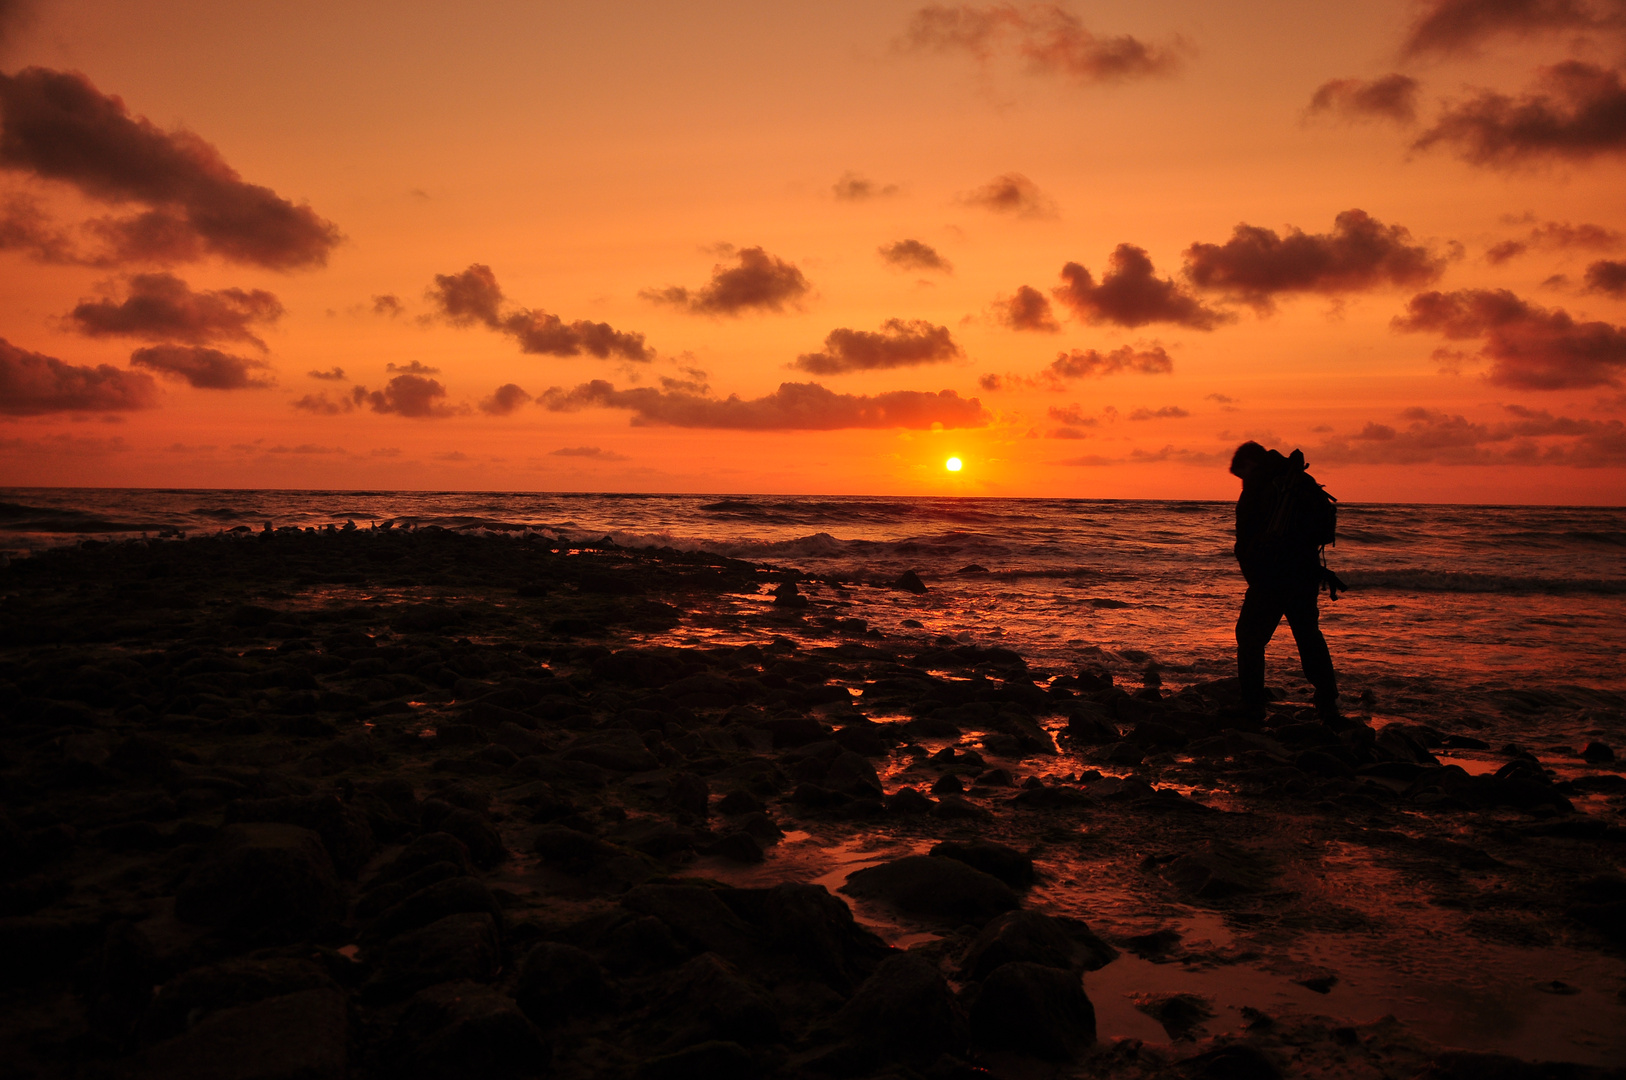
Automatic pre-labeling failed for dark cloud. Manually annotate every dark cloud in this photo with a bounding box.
[480,383,532,415]
[539,379,989,430]
[429,263,652,362]
[879,239,952,273]
[1309,405,1626,466]
[995,285,1060,331]
[0,1,37,50]
[0,336,156,414]
[1128,405,1189,420]
[1206,392,1237,404]
[549,446,628,461]
[1488,220,1621,263]
[1307,75,1420,125]
[129,344,272,390]
[1049,344,1174,379]
[958,173,1058,218]
[1486,239,1529,263]
[352,374,458,418]
[386,360,440,375]
[899,4,1185,83]
[1057,444,1224,467]
[307,366,345,381]
[1183,209,1448,311]
[641,246,810,316]
[1394,287,1626,388]
[792,319,962,374]
[291,391,353,415]
[0,68,340,268]
[372,294,403,317]
[1413,61,1626,166]
[68,273,282,347]
[1046,404,1099,436]
[1401,0,1624,58]
[833,172,899,200]
[1055,245,1228,329]
[0,192,77,261]
[1585,258,1626,294]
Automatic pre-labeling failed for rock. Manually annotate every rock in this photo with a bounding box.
[420,803,507,869]
[1136,992,1213,1040]
[356,860,466,919]
[835,952,962,1058]
[1582,741,1616,764]
[1065,710,1119,743]
[563,729,660,772]
[959,910,1118,981]
[1161,842,1274,900]
[892,570,929,594]
[842,856,1020,924]
[603,915,687,974]
[132,988,347,1080]
[929,840,1033,890]
[622,883,757,959]
[514,942,616,1025]
[930,795,994,822]
[642,952,779,1050]
[667,771,709,819]
[532,825,627,871]
[144,958,335,1042]
[364,875,502,943]
[703,831,764,863]
[823,750,884,797]
[387,981,550,1080]
[886,787,935,815]
[636,1040,755,1080]
[365,912,501,1001]
[1175,1044,1283,1080]
[174,824,340,938]
[372,832,473,883]
[932,774,965,795]
[968,961,1094,1061]
[717,882,891,995]
[224,794,376,877]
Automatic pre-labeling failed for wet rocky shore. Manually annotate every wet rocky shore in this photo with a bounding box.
[1,527,1623,1079]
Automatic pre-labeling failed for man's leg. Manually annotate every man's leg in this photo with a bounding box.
[1236,585,1285,713]
[1283,582,1338,717]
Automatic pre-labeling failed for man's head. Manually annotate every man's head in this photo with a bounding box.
[1230,440,1268,480]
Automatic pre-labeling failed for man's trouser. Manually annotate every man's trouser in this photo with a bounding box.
[1236,577,1337,713]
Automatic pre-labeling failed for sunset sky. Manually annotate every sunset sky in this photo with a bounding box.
[1,0,1624,503]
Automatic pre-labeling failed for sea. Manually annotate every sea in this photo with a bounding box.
[2,488,1623,750]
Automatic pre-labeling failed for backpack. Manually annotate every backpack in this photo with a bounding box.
[1264,450,1344,596]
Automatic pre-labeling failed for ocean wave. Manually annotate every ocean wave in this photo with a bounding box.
[1345,569,1626,595]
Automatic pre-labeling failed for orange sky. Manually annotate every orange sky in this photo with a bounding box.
[1,0,1623,503]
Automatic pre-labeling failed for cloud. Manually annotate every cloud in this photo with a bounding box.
[1393,288,1626,388]
[641,246,811,316]
[129,344,272,389]
[1128,405,1189,420]
[1306,75,1421,125]
[308,366,345,381]
[352,373,459,418]
[549,445,628,461]
[0,67,340,268]
[1045,404,1100,437]
[428,263,652,362]
[1049,344,1174,379]
[386,360,440,375]
[0,336,157,414]
[792,319,962,374]
[372,294,403,317]
[1309,405,1626,466]
[1206,392,1237,404]
[898,4,1185,84]
[479,383,532,415]
[958,172,1058,218]
[994,285,1060,331]
[291,392,352,415]
[1183,209,1448,311]
[1585,259,1626,294]
[1057,444,1224,467]
[539,379,990,430]
[67,273,283,349]
[1488,220,1622,263]
[1054,245,1229,329]
[833,172,899,200]
[1413,61,1626,166]
[1401,0,1624,58]
[879,239,952,273]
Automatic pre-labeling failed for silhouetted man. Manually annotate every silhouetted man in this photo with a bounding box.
[1229,441,1339,722]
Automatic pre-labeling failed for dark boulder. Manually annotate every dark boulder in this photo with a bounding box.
[636,1041,755,1080]
[364,912,501,1002]
[363,875,502,943]
[929,840,1034,891]
[144,957,335,1043]
[224,795,376,878]
[174,824,339,938]
[968,961,1094,1061]
[514,941,616,1026]
[622,883,757,960]
[959,910,1118,981]
[640,952,780,1051]
[843,855,1020,924]
[716,882,890,994]
[892,570,929,594]
[386,981,550,1080]
[834,952,963,1058]
[1175,1044,1283,1080]
[562,729,660,772]
[131,988,347,1080]
[1160,842,1274,900]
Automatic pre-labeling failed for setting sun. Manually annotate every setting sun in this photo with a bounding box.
[946,457,963,472]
